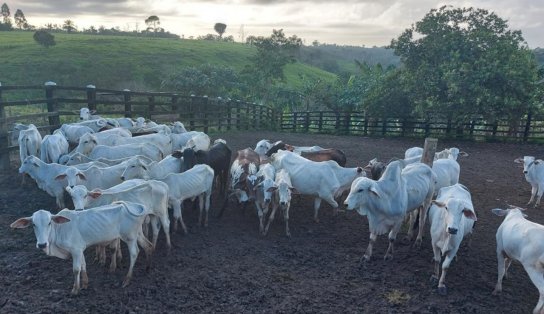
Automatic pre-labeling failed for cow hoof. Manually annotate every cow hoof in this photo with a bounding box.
[437,286,447,296]
[430,276,438,285]
[383,253,393,261]
[413,239,422,249]
[492,288,501,296]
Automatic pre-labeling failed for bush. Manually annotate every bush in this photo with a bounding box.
[33,30,56,48]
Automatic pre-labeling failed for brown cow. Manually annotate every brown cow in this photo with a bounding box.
[266,141,347,167]
[218,148,260,217]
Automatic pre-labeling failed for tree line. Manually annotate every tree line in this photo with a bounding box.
[161,6,543,134]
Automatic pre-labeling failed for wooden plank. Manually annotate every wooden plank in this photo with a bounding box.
[420,138,438,167]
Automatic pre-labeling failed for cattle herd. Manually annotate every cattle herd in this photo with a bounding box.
[7,108,544,313]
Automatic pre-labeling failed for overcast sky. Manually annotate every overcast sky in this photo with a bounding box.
[6,0,544,47]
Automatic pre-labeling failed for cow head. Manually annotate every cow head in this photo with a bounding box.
[344,177,380,216]
[10,209,71,254]
[432,198,477,235]
[121,157,149,181]
[75,133,98,155]
[65,185,101,210]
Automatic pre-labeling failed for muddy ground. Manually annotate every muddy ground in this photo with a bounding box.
[0,130,542,313]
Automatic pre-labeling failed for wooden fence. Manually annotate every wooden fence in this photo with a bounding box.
[0,82,276,170]
[279,110,544,142]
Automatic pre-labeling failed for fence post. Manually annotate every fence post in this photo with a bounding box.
[86,85,97,111]
[226,99,232,131]
[171,94,179,119]
[420,137,438,167]
[345,112,351,135]
[147,96,155,120]
[236,100,242,130]
[524,111,532,142]
[45,81,60,131]
[246,102,251,130]
[305,111,310,132]
[202,96,209,134]
[318,112,323,132]
[424,118,430,138]
[293,112,298,132]
[123,89,132,118]
[189,95,196,131]
[446,118,452,138]
[381,118,387,136]
[363,111,369,136]
[0,82,9,170]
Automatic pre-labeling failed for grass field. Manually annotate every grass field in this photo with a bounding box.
[0,31,337,91]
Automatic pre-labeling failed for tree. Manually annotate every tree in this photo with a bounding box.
[1,2,11,28]
[243,29,303,105]
[62,19,76,33]
[14,9,27,29]
[389,6,542,126]
[33,30,56,48]
[214,23,226,38]
[145,15,160,32]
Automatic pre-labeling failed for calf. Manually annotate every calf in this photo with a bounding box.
[254,163,276,234]
[491,206,544,314]
[65,180,171,251]
[514,156,544,207]
[428,184,477,295]
[10,201,153,295]
[18,124,42,165]
[264,169,295,237]
[219,148,260,217]
[254,139,273,157]
[40,130,69,163]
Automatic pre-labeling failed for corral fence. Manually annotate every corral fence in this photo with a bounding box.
[0,82,276,170]
[279,110,544,143]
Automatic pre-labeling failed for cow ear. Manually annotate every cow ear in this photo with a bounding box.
[266,186,278,193]
[88,190,102,198]
[55,174,67,180]
[535,160,541,165]
[289,187,298,194]
[432,200,446,207]
[463,209,477,221]
[253,182,263,191]
[491,208,508,216]
[52,215,71,224]
[77,173,86,180]
[10,217,32,229]
[369,186,380,198]
[90,110,96,115]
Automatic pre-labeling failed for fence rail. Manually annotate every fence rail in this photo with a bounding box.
[279,110,543,142]
[0,83,276,170]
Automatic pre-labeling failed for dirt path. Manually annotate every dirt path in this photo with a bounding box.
[0,130,542,313]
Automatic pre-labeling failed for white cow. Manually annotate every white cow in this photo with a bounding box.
[491,206,544,314]
[18,156,76,208]
[71,118,109,132]
[270,150,365,223]
[428,184,477,295]
[121,162,214,234]
[170,121,187,134]
[171,131,201,151]
[78,107,100,120]
[40,130,69,163]
[115,133,172,156]
[65,179,171,250]
[120,156,182,182]
[254,139,273,157]
[344,160,435,261]
[9,123,30,147]
[59,124,95,145]
[18,124,42,165]
[60,152,153,167]
[10,201,153,295]
[183,132,211,152]
[404,146,468,161]
[254,163,276,234]
[514,156,544,207]
[88,143,163,161]
[265,169,295,237]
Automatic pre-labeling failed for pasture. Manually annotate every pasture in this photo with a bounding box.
[0,130,541,313]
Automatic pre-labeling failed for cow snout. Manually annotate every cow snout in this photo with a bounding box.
[264,198,271,204]
[524,171,528,174]
[447,227,458,235]
[280,201,287,207]
[121,176,125,181]
[79,117,84,120]
[37,243,47,249]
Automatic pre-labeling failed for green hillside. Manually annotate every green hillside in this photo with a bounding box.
[0,31,337,92]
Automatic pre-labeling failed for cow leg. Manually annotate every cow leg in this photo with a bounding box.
[198,194,205,227]
[405,211,417,241]
[122,238,139,288]
[204,191,211,227]
[283,204,291,238]
[437,252,456,295]
[71,251,83,295]
[493,250,507,295]
[158,213,172,252]
[384,221,402,260]
[323,196,339,216]
[528,184,538,205]
[264,204,278,236]
[137,230,153,271]
[149,215,160,250]
[504,257,512,279]
[362,232,378,263]
[431,242,441,283]
[256,202,265,235]
[535,184,544,207]
[172,199,188,234]
[524,266,544,314]
[81,255,88,290]
[415,206,427,248]
[313,198,322,223]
